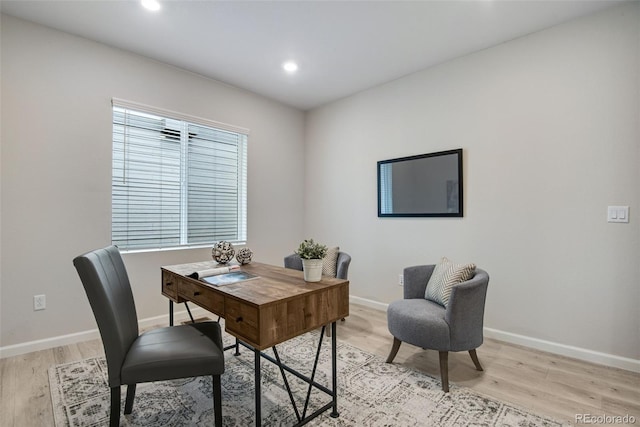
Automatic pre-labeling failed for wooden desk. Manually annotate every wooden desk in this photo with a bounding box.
[161,261,349,349]
[161,261,349,425]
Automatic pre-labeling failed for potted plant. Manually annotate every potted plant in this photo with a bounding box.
[295,238,328,282]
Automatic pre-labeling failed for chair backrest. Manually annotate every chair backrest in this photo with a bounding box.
[284,251,351,280]
[73,245,139,386]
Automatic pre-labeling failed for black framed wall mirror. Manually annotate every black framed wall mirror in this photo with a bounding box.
[377,148,463,217]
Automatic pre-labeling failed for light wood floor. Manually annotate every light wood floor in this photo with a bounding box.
[1,304,639,426]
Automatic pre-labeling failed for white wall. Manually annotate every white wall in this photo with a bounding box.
[305,3,640,362]
[0,15,305,349]
[2,4,639,368]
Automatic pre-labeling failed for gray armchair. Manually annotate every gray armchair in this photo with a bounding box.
[73,246,225,426]
[283,251,351,280]
[386,264,489,392]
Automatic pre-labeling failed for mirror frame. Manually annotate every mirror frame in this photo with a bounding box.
[377,148,463,218]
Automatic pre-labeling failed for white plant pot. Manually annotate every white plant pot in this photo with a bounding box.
[301,259,323,282]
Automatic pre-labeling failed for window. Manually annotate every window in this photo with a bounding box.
[112,99,248,251]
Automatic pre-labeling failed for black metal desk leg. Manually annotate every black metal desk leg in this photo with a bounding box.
[254,347,262,427]
[169,301,174,326]
[184,302,195,323]
[331,321,339,418]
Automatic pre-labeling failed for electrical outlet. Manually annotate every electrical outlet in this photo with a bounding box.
[399,274,404,286]
[34,294,46,311]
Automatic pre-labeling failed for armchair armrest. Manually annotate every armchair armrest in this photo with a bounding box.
[336,252,351,280]
[284,253,303,271]
[445,269,489,351]
[403,265,436,299]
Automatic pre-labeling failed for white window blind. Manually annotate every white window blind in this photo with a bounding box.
[112,100,248,251]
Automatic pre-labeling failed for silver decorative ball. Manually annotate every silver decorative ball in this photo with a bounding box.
[212,241,235,264]
[236,248,253,265]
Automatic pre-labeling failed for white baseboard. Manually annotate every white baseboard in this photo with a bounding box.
[349,295,389,311]
[483,327,640,373]
[348,295,640,373]
[0,328,102,359]
[3,299,639,374]
[0,306,209,359]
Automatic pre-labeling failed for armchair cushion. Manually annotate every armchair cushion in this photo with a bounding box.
[322,246,340,277]
[387,299,450,350]
[425,257,476,307]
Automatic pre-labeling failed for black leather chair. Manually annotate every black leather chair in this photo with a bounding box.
[73,245,225,427]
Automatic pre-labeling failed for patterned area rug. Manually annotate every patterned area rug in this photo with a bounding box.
[49,330,567,426]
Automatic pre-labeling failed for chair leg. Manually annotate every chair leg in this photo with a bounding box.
[110,386,121,427]
[469,349,483,371]
[385,337,402,363]
[124,384,136,415]
[213,375,223,427]
[438,351,450,392]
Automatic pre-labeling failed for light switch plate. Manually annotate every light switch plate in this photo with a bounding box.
[607,206,629,223]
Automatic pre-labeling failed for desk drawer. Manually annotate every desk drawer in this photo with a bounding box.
[162,271,179,300]
[178,280,224,316]
[225,299,259,344]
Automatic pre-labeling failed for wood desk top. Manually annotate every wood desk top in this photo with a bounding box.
[163,261,346,306]
[161,261,349,349]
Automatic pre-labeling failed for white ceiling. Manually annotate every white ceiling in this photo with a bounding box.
[0,0,627,110]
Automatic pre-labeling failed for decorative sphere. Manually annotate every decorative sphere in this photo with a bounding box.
[212,241,235,264]
[236,248,253,265]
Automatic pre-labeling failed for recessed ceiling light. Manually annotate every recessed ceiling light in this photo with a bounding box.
[141,0,161,12]
[283,61,298,73]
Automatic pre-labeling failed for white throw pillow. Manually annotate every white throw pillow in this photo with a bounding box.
[425,257,476,307]
[322,246,340,278]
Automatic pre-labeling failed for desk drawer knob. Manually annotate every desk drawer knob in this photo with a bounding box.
[193,291,201,296]
[236,317,243,323]
[165,282,173,286]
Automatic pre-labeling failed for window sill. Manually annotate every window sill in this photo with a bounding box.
[119,241,247,254]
